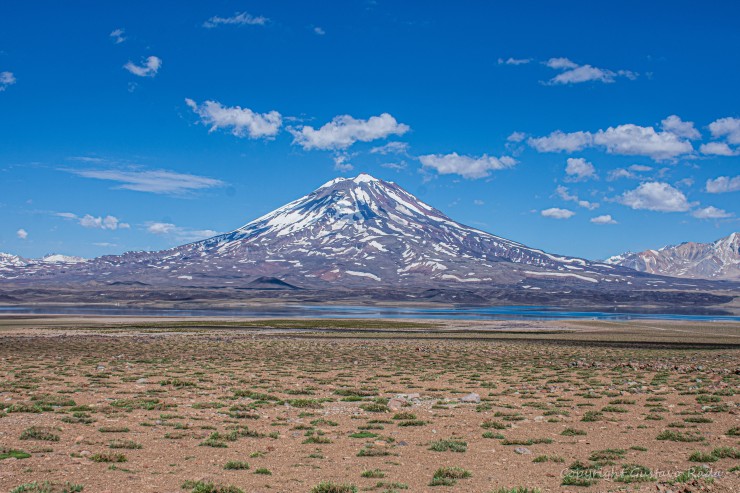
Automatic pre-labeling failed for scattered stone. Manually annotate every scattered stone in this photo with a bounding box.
[514,447,531,455]
[459,392,480,404]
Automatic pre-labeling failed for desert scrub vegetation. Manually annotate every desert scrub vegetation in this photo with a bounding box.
[310,482,358,493]
[428,439,467,452]
[429,466,471,486]
[20,426,60,441]
[9,482,83,493]
[181,480,243,493]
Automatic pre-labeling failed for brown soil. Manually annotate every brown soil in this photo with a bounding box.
[0,317,738,493]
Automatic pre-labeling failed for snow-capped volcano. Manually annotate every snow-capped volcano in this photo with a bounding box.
[0,174,696,290]
[606,233,740,281]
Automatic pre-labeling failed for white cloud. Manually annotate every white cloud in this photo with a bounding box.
[498,57,531,65]
[565,157,597,181]
[146,222,218,243]
[661,115,700,139]
[700,142,739,156]
[333,154,354,172]
[507,131,526,143]
[370,141,409,155]
[541,207,575,219]
[555,185,599,210]
[290,113,409,150]
[630,164,652,172]
[66,168,225,195]
[705,175,740,194]
[590,214,617,224]
[186,99,282,139]
[607,164,652,181]
[593,124,693,160]
[16,228,28,240]
[313,26,326,35]
[124,56,162,77]
[474,199,485,206]
[618,181,691,212]
[203,11,268,28]
[109,28,126,44]
[56,212,129,230]
[708,117,740,144]
[527,131,593,153]
[0,71,16,91]
[691,206,733,219]
[380,161,407,171]
[529,121,694,161]
[418,153,516,179]
[544,57,637,85]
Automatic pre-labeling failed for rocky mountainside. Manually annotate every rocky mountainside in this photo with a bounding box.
[606,233,740,281]
[0,174,727,295]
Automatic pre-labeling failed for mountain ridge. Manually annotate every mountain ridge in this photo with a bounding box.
[0,174,734,296]
[606,232,740,281]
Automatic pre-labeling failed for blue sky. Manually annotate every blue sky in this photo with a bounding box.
[1,1,739,260]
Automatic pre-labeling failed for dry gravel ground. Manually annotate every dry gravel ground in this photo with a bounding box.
[0,317,738,493]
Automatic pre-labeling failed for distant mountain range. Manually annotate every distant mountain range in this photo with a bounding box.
[606,232,740,281]
[0,174,736,309]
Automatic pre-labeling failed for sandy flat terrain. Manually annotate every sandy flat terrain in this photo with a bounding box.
[0,317,738,493]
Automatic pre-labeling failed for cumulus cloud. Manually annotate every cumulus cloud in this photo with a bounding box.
[700,142,739,156]
[109,28,126,44]
[661,115,700,139]
[66,168,225,195]
[708,117,740,144]
[203,11,268,28]
[16,228,28,240]
[555,185,599,210]
[705,175,740,194]
[565,157,597,181]
[0,71,16,91]
[606,164,652,181]
[146,222,218,243]
[124,56,162,77]
[56,212,130,230]
[590,214,617,224]
[186,99,282,139]
[691,206,733,219]
[593,124,693,160]
[498,57,531,65]
[290,113,409,150]
[618,181,691,212]
[418,153,516,179]
[541,207,575,219]
[529,121,694,161]
[544,57,637,85]
[313,26,326,35]
[527,131,592,153]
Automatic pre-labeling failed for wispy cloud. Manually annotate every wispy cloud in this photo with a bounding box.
[555,185,599,210]
[186,98,282,139]
[124,56,162,77]
[0,71,16,91]
[65,168,225,195]
[109,28,126,44]
[203,12,268,28]
[146,222,219,243]
[497,57,531,65]
[543,57,637,85]
[16,228,28,240]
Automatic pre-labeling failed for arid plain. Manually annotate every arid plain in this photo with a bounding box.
[0,316,738,493]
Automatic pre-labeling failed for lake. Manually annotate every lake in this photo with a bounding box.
[0,304,738,321]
